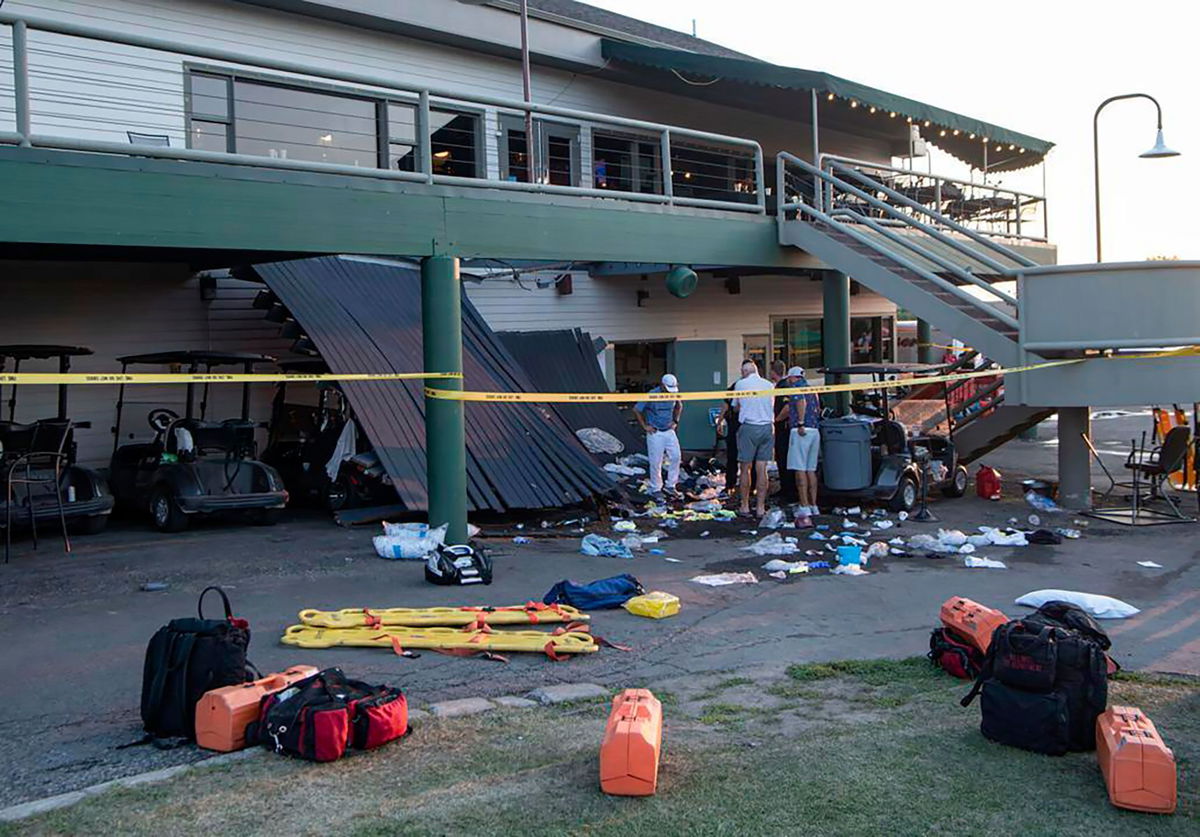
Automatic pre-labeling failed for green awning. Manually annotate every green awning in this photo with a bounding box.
[600,40,1053,172]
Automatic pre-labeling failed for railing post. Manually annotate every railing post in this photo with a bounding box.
[753,145,765,213]
[418,90,433,184]
[1014,195,1022,238]
[660,129,673,203]
[934,179,942,212]
[13,20,31,147]
[1042,196,1049,241]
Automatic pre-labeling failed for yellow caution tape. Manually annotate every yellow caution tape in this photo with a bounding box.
[280,624,598,655]
[424,347,1200,404]
[0,371,461,386]
[298,603,589,629]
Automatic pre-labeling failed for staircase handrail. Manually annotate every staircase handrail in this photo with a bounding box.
[824,160,1039,269]
[830,209,1018,307]
[789,199,1020,331]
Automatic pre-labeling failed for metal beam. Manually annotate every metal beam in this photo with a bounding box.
[1057,407,1092,510]
[0,149,806,267]
[822,270,851,414]
[422,255,468,544]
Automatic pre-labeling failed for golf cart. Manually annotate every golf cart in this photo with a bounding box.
[261,359,393,511]
[818,363,969,512]
[109,351,288,532]
[0,345,115,543]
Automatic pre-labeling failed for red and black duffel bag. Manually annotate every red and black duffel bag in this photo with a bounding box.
[248,667,407,762]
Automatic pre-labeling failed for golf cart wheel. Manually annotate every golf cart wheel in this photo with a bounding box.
[150,486,188,533]
[943,465,970,498]
[889,474,919,512]
[249,507,280,526]
[74,515,108,536]
[325,477,349,512]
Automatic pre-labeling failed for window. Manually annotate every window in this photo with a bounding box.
[185,71,481,178]
[770,315,895,368]
[671,141,756,204]
[500,116,578,185]
[386,103,480,178]
[592,130,661,193]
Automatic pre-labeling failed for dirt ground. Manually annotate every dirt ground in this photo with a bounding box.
[0,409,1197,814]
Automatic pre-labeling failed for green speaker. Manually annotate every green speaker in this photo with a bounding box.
[665,265,698,298]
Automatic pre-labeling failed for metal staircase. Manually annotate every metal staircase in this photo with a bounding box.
[776,152,1052,458]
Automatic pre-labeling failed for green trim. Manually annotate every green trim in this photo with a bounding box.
[601,40,1053,172]
[0,148,814,267]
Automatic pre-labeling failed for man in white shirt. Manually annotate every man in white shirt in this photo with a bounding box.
[731,359,775,518]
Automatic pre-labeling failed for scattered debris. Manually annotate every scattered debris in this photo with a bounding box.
[964,556,1007,569]
[759,508,786,529]
[580,533,634,559]
[140,582,169,592]
[761,559,810,574]
[865,542,889,561]
[576,427,624,455]
[1015,589,1140,619]
[513,536,531,545]
[700,531,711,538]
[744,533,800,556]
[1025,491,1064,514]
[873,520,894,530]
[623,591,680,619]
[604,463,646,477]
[691,572,758,586]
[833,564,869,576]
[1137,560,1163,568]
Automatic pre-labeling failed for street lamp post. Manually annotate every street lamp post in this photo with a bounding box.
[1093,93,1180,262]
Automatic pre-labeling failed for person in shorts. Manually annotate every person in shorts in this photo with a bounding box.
[731,360,774,518]
[782,366,822,525]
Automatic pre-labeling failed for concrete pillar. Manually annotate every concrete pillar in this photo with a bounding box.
[917,319,938,365]
[822,270,851,414]
[1057,407,1092,510]
[421,255,468,544]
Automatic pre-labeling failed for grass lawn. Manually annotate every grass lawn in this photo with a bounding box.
[4,660,1195,836]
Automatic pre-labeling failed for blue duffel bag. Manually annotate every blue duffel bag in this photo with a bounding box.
[542,574,644,610]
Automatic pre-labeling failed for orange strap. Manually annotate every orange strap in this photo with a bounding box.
[362,608,383,630]
[383,635,419,658]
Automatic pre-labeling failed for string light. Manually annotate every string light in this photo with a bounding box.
[906,116,913,124]
[995,145,1002,152]
[969,133,976,139]
[922,120,930,127]
[1008,144,1015,151]
[982,137,989,143]
[889,111,896,118]
[868,106,876,114]
[850,100,858,108]
[939,129,946,137]
[952,129,960,136]
[826,92,835,101]
[1018,147,1026,154]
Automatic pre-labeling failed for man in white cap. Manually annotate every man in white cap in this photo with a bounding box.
[634,373,683,500]
[777,365,822,525]
[731,359,774,518]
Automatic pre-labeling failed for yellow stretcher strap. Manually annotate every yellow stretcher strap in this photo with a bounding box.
[297,602,589,629]
[0,371,460,385]
[280,624,599,656]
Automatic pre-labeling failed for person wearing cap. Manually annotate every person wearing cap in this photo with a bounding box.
[634,373,683,499]
[778,366,822,525]
[731,359,774,518]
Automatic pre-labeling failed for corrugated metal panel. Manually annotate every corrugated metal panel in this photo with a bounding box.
[498,329,642,453]
[250,256,615,512]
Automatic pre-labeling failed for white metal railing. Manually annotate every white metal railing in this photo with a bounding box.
[0,11,765,214]
[818,155,1047,243]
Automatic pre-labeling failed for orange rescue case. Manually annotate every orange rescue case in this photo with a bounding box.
[599,688,663,796]
[939,596,1007,656]
[195,665,318,752]
[1096,705,1177,814]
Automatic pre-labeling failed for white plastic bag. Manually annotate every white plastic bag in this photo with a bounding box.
[937,529,967,546]
[373,522,447,560]
[744,532,799,556]
[1015,589,1140,619]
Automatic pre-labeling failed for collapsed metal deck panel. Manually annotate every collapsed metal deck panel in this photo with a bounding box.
[251,257,615,512]
[498,329,643,454]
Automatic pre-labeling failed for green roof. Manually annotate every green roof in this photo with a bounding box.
[600,40,1053,172]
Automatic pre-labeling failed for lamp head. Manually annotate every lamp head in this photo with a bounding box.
[1140,128,1180,159]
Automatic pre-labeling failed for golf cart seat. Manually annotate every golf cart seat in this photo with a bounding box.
[0,421,36,457]
[165,419,256,458]
[873,420,908,455]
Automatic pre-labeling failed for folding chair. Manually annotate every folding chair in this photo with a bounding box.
[4,420,73,563]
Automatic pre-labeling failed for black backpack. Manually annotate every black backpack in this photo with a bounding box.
[961,601,1110,755]
[140,586,253,741]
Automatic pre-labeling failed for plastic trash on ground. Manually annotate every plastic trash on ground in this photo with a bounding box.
[1137,560,1163,568]
[373,522,448,560]
[613,520,638,532]
[873,520,894,530]
[1025,491,1064,514]
[836,545,863,566]
[743,533,800,556]
[688,500,723,513]
[581,533,634,559]
[761,559,810,574]
[964,556,1007,569]
[833,564,869,576]
[759,508,786,529]
[1015,589,1140,619]
[623,591,681,619]
[937,529,968,546]
[576,427,624,455]
[513,536,531,544]
[865,542,889,561]
[691,572,758,586]
[604,462,646,477]
[621,534,646,552]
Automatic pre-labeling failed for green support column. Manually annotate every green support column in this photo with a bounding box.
[822,270,851,414]
[421,255,468,544]
[917,319,938,365]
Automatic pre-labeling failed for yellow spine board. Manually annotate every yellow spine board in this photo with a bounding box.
[281,624,599,655]
[297,603,588,629]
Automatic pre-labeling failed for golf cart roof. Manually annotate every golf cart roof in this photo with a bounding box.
[820,363,947,376]
[117,350,277,366]
[0,345,93,360]
[278,358,330,373]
